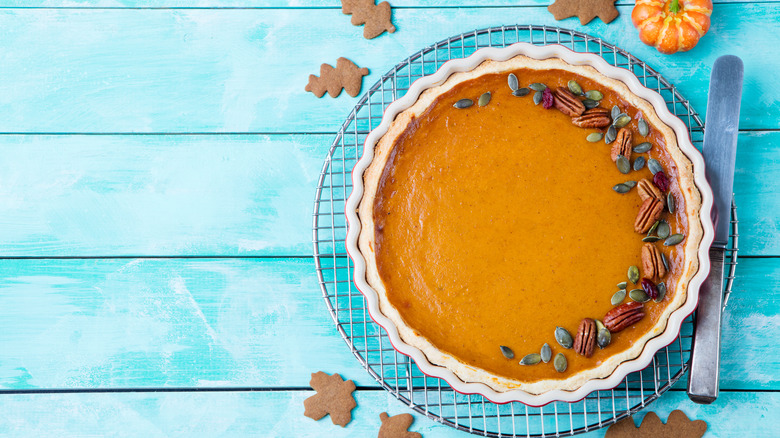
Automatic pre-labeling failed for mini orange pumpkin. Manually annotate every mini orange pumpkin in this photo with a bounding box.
[632,0,713,54]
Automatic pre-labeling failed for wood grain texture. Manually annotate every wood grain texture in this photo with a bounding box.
[0,6,776,133]
[0,0,750,7]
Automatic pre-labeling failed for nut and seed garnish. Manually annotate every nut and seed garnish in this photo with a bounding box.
[647,220,660,236]
[568,80,584,95]
[613,114,632,129]
[664,233,685,246]
[582,98,600,109]
[553,353,568,373]
[656,220,671,239]
[642,243,667,279]
[611,128,633,162]
[542,87,554,109]
[638,118,650,136]
[616,154,630,174]
[624,180,637,188]
[508,73,519,91]
[661,251,670,271]
[634,156,646,171]
[595,319,606,331]
[617,281,628,289]
[453,98,473,109]
[587,132,604,142]
[478,92,491,107]
[635,197,665,233]
[647,158,664,175]
[541,343,552,363]
[613,183,632,194]
[585,90,604,101]
[574,318,597,358]
[533,90,543,105]
[638,179,665,205]
[611,289,627,305]
[500,345,515,359]
[604,301,645,332]
[573,108,611,128]
[553,87,586,116]
[520,353,542,365]
[629,288,650,303]
[605,125,617,144]
[529,82,547,92]
[597,327,611,349]
[513,87,531,97]
[633,142,652,153]
[641,278,659,300]
[628,265,640,284]
[611,105,621,121]
[555,326,574,349]
[642,236,661,242]
[653,171,671,192]
[655,282,667,303]
[667,193,676,213]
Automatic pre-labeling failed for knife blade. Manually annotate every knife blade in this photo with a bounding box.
[687,55,743,404]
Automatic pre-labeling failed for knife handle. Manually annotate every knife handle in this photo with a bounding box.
[688,248,725,404]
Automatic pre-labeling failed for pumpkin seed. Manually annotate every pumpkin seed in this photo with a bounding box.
[667,193,675,213]
[583,99,600,109]
[541,343,552,363]
[647,220,660,236]
[638,118,650,136]
[568,80,583,95]
[613,114,632,129]
[520,353,542,365]
[453,98,473,109]
[625,180,637,188]
[642,236,661,242]
[656,220,671,239]
[478,92,491,107]
[664,234,685,246]
[655,282,667,303]
[628,265,640,284]
[553,353,567,373]
[508,73,519,91]
[595,319,606,332]
[629,288,651,303]
[529,83,547,92]
[617,281,628,290]
[633,156,646,171]
[587,132,604,142]
[648,158,663,175]
[633,142,652,154]
[555,327,573,349]
[611,289,627,305]
[611,105,621,121]
[513,87,531,97]
[597,328,611,349]
[616,155,630,174]
[585,90,604,101]
[613,183,631,194]
[661,252,670,271]
[500,345,514,359]
[533,90,543,105]
[605,125,617,144]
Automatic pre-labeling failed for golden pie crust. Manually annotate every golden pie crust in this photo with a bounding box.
[357,55,703,394]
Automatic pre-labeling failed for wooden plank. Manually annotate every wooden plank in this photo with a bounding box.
[0,131,775,257]
[0,6,776,133]
[0,389,776,437]
[0,257,776,391]
[0,1,751,7]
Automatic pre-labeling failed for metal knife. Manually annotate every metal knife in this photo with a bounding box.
[688,55,744,404]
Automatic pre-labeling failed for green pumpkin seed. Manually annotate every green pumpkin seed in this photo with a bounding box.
[553,353,567,373]
[629,289,650,303]
[478,92,491,107]
[585,90,604,101]
[533,90,543,105]
[587,132,604,142]
[595,319,606,332]
[541,343,552,363]
[656,221,671,239]
[529,83,547,92]
[661,252,670,271]
[613,114,632,129]
[611,105,621,121]
[453,98,473,109]
[617,281,627,289]
[625,180,637,188]
[616,155,630,174]
[655,282,667,303]
[647,220,660,236]
[508,73,519,91]
[555,327,573,349]
[520,353,542,365]
[638,118,650,136]
[611,289,627,305]
[648,158,663,175]
[642,236,661,242]
[664,234,685,246]
[633,142,652,154]
[568,80,583,95]
[597,328,611,349]
[500,345,514,359]
[633,156,646,171]
[613,183,631,194]
[628,265,640,284]
[583,99,600,109]
[605,125,617,144]
[513,87,531,97]
[667,193,675,213]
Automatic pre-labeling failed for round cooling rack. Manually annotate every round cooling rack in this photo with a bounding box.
[312,25,739,437]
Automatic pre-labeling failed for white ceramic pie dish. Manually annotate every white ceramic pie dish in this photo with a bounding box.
[344,42,715,405]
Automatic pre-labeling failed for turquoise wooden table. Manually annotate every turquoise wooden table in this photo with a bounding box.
[0,1,778,437]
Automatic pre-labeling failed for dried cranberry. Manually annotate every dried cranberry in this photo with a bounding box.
[641,278,659,300]
[653,171,670,192]
[542,87,554,109]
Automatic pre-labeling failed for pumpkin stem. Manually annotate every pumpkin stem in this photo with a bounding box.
[669,0,681,13]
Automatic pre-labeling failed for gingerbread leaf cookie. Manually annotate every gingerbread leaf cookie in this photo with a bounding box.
[378,412,422,438]
[303,371,357,427]
[341,0,396,39]
[548,0,619,25]
[605,410,707,438]
[305,58,369,98]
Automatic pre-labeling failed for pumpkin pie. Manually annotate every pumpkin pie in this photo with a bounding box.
[355,54,705,395]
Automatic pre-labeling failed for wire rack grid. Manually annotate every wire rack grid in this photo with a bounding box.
[312,25,738,437]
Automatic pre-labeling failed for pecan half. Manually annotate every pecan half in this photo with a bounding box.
[634,197,664,233]
[553,87,585,117]
[637,178,665,205]
[573,318,597,358]
[604,302,645,332]
[572,108,611,128]
[610,128,633,161]
[641,243,667,280]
